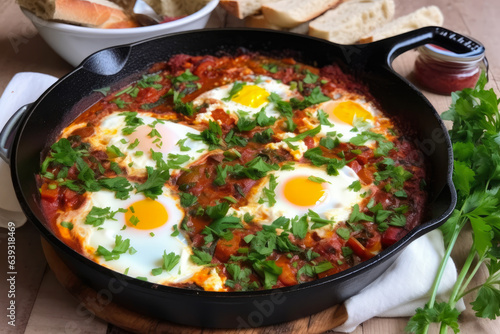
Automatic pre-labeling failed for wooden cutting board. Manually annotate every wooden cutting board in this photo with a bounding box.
[41,238,349,334]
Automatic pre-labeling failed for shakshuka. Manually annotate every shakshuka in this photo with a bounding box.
[38,53,428,291]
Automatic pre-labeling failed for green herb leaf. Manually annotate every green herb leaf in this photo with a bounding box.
[190,248,213,265]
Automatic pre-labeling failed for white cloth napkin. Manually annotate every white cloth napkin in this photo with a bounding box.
[0,72,58,228]
[334,229,465,332]
[0,73,464,330]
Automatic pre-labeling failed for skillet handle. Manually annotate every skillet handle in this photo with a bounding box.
[371,26,487,71]
[0,104,30,164]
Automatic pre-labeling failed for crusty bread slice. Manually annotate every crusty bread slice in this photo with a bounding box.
[360,6,444,42]
[17,0,138,28]
[220,0,262,19]
[309,0,395,44]
[245,14,309,34]
[262,0,340,28]
[143,0,210,17]
[220,0,281,19]
[245,13,282,29]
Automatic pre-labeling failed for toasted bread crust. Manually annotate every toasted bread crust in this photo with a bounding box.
[18,0,138,28]
[262,0,339,28]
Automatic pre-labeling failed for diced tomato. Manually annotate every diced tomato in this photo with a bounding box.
[235,178,258,197]
[346,236,379,260]
[136,87,162,104]
[189,216,209,234]
[211,108,235,129]
[303,136,315,149]
[373,188,392,208]
[382,226,404,247]
[364,233,382,255]
[191,234,206,248]
[214,234,241,262]
[67,166,79,179]
[317,263,350,279]
[316,234,343,257]
[281,58,296,65]
[302,232,316,248]
[348,160,362,173]
[40,183,59,203]
[70,126,94,139]
[357,168,374,185]
[40,183,60,221]
[356,150,374,165]
[62,188,82,210]
[194,57,216,78]
[275,255,298,286]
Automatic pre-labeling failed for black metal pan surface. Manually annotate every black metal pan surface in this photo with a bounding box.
[0,27,481,328]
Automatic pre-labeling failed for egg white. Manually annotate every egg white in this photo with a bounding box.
[265,132,310,161]
[193,76,295,125]
[55,187,225,288]
[90,112,209,176]
[307,95,388,145]
[230,164,364,235]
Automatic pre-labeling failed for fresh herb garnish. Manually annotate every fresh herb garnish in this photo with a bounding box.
[407,73,500,333]
[258,174,278,206]
[222,82,246,102]
[96,235,132,261]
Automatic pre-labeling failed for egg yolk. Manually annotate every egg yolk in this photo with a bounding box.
[330,101,374,125]
[283,176,326,207]
[231,85,270,108]
[125,199,168,230]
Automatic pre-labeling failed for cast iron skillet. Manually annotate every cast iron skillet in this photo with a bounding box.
[0,27,480,328]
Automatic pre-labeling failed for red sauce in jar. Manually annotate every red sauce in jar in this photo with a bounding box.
[414,44,486,95]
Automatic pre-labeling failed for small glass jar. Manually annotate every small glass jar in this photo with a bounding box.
[414,44,487,95]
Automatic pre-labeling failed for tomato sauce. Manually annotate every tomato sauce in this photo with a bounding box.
[39,52,428,291]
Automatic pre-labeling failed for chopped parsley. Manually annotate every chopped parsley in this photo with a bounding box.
[60,221,74,230]
[222,81,246,102]
[96,235,132,261]
[258,174,278,206]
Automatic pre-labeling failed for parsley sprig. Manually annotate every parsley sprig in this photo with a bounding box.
[406,73,500,333]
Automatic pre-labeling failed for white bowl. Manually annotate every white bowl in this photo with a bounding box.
[22,0,219,67]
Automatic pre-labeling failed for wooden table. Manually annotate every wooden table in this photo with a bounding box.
[1,1,500,333]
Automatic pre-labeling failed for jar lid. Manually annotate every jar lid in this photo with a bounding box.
[418,43,485,64]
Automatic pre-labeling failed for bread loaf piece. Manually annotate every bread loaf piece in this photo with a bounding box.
[245,13,282,29]
[143,0,211,17]
[262,0,340,28]
[220,0,281,19]
[308,0,395,44]
[17,0,138,28]
[220,0,262,19]
[360,6,444,42]
[245,14,309,34]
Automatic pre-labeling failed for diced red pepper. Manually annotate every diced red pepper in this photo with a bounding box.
[346,236,380,260]
[275,255,298,286]
[357,168,374,185]
[211,108,235,128]
[62,188,82,210]
[382,226,404,247]
[348,160,362,173]
[194,58,216,78]
[356,150,374,165]
[214,233,241,262]
[40,183,59,203]
[303,136,315,149]
[136,87,162,104]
